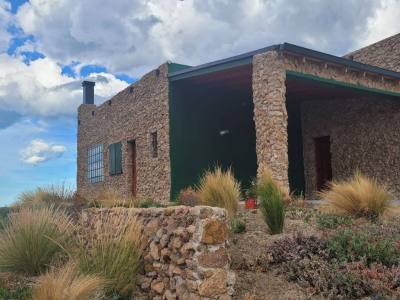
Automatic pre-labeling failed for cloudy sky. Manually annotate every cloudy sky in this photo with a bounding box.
[0,0,399,205]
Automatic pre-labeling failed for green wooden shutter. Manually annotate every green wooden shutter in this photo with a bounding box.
[115,142,122,174]
[109,143,116,175]
[109,142,122,175]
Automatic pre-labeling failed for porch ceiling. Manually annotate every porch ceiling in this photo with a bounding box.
[286,73,400,102]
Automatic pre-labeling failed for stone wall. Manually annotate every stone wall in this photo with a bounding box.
[345,33,400,72]
[252,50,400,194]
[81,206,235,299]
[77,64,171,203]
[302,97,400,198]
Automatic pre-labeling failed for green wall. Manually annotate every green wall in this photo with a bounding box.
[169,81,257,199]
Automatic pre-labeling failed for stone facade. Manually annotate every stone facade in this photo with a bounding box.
[252,50,400,194]
[302,97,400,197]
[81,206,235,299]
[77,64,171,203]
[345,34,400,72]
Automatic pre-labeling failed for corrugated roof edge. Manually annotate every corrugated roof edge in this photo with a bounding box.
[168,42,400,80]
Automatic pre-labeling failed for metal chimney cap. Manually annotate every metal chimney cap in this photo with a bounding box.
[82,80,95,87]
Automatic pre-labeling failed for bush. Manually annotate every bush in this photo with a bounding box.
[137,198,164,208]
[257,168,285,234]
[319,172,393,220]
[230,217,246,233]
[176,187,200,207]
[32,263,106,300]
[14,184,74,209]
[327,228,400,267]
[0,206,74,275]
[90,190,137,208]
[77,213,145,296]
[0,287,31,300]
[316,213,352,230]
[197,166,241,218]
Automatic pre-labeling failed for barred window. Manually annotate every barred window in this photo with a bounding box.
[87,144,104,183]
[151,131,158,158]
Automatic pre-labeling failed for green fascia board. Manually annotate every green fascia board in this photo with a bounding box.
[168,63,192,74]
[286,70,400,98]
[169,57,252,81]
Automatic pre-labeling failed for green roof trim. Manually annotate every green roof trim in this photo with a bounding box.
[168,63,192,74]
[286,70,400,98]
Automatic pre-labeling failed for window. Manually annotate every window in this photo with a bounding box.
[109,142,122,175]
[87,144,103,183]
[151,132,158,158]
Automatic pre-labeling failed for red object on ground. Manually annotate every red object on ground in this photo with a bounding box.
[245,198,257,209]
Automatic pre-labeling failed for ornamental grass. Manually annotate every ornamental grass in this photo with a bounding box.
[319,172,393,220]
[197,166,241,218]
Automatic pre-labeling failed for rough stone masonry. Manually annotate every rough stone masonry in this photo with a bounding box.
[81,206,235,300]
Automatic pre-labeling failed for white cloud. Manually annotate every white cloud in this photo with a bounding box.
[0,0,13,52]
[0,54,128,118]
[354,0,400,49]
[15,0,383,76]
[21,139,67,165]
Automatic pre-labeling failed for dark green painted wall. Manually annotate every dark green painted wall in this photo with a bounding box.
[169,81,257,199]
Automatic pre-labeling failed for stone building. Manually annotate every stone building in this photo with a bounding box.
[77,34,400,202]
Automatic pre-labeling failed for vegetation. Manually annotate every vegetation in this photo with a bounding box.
[176,187,200,207]
[0,206,74,275]
[0,207,10,231]
[315,213,352,230]
[77,213,145,296]
[257,168,285,234]
[14,184,74,209]
[230,217,246,233]
[327,228,400,267]
[32,263,106,300]
[319,172,393,220]
[0,287,31,300]
[197,166,241,218]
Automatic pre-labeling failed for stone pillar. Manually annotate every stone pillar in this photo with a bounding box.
[252,51,289,191]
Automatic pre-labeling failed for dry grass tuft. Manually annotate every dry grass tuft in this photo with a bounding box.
[0,206,75,275]
[90,189,138,208]
[32,263,106,300]
[319,172,393,220]
[77,212,145,295]
[197,166,241,217]
[14,184,74,209]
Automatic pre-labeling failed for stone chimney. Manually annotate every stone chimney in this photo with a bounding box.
[82,81,95,104]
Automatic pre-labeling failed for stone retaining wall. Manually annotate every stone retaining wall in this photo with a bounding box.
[81,206,235,300]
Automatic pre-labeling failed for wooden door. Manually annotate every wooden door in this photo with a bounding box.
[129,140,137,197]
[314,136,332,190]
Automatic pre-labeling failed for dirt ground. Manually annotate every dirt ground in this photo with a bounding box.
[230,203,322,300]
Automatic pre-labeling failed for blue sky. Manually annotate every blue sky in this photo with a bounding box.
[0,0,398,205]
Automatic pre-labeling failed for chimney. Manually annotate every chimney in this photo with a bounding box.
[82,81,95,104]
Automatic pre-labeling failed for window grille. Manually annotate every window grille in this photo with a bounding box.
[87,144,104,183]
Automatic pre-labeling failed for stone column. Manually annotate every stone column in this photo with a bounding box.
[252,51,289,191]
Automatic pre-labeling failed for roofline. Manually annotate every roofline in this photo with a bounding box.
[168,42,400,81]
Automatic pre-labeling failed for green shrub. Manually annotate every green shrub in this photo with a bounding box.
[0,287,31,300]
[0,207,10,231]
[257,168,285,234]
[15,184,74,209]
[230,217,246,234]
[137,198,164,208]
[327,228,400,267]
[316,213,352,230]
[0,206,74,275]
[197,166,241,218]
[77,213,145,296]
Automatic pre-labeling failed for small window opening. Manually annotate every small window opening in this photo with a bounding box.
[108,100,112,106]
[129,87,134,93]
[151,132,158,158]
[91,111,95,116]
[155,69,160,77]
